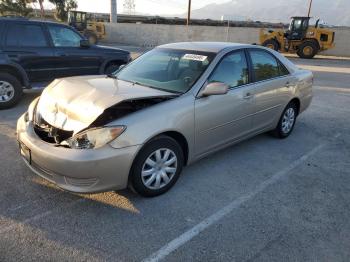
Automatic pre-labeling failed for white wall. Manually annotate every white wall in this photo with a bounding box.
[105,23,350,57]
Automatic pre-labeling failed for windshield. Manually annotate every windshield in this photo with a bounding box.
[116,48,216,94]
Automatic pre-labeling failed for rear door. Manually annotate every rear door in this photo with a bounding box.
[248,49,293,131]
[46,24,102,78]
[2,22,55,83]
[194,50,256,156]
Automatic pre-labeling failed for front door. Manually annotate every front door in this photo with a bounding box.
[46,24,102,78]
[194,50,256,156]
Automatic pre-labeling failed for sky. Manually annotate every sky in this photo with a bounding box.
[39,0,230,16]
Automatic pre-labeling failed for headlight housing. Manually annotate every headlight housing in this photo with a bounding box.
[66,126,126,149]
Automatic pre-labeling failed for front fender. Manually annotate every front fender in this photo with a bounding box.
[107,94,196,163]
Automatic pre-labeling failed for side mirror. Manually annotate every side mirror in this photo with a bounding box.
[200,82,229,97]
[80,39,90,48]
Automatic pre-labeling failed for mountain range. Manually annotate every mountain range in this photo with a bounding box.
[185,0,350,26]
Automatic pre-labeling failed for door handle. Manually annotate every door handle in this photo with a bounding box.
[57,53,67,57]
[243,92,253,99]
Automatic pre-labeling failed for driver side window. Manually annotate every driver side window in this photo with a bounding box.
[48,25,82,47]
[208,51,249,88]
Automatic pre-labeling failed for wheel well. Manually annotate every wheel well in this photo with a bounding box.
[159,131,189,165]
[104,60,124,71]
[0,65,24,86]
[290,98,300,115]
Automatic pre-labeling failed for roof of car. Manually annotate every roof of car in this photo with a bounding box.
[0,17,67,26]
[157,42,255,53]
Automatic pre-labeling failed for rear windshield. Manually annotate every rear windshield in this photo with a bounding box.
[116,48,216,94]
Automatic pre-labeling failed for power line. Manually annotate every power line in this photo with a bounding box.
[123,0,136,15]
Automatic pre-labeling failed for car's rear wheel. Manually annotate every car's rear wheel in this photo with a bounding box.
[297,41,318,59]
[129,136,184,197]
[272,102,298,138]
[0,73,23,110]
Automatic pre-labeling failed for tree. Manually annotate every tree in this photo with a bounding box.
[0,0,33,17]
[49,0,77,21]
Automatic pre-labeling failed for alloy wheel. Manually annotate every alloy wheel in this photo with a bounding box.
[0,81,15,103]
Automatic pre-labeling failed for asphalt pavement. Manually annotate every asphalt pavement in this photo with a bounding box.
[0,53,349,262]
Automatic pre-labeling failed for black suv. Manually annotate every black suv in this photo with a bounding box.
[0,17,131,109]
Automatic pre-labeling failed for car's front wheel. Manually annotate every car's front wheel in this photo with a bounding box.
[85,31,98,45]
[262,39,279,51]
[130,136,184,197]
[272,102,298,138]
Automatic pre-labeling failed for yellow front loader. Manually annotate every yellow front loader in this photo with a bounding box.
[260,17,335,58]
[68,11,106,45]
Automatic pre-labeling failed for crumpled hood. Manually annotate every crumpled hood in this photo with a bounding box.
[36,75,174,133]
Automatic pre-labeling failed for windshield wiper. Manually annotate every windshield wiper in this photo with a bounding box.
[106,74,118,79]
[132,81,142,86]
[118,78,183,94]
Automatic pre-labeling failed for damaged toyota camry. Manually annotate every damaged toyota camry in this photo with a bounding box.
[17,42,313,197]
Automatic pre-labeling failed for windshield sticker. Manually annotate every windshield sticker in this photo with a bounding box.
[183,54,208,61]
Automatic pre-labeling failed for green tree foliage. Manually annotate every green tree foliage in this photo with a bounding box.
[0,0,33,17]
[49,0,77,21]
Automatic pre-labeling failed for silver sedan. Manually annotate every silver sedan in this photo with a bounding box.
[17,42,313,197]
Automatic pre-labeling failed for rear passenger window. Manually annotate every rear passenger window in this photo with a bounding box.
[250,50,288,81]
[6,24,47,47]
[208,51,249,88]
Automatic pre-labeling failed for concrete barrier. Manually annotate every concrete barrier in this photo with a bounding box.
[105,23,350,57]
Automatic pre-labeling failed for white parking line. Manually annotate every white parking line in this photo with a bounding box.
[142,133,341,262]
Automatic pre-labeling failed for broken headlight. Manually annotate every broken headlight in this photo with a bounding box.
[66,126,126,149]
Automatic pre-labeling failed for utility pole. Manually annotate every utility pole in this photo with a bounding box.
[307,0,313,17]
[186,0,191,26]
[110,0,117,23]
[38,0,45,18]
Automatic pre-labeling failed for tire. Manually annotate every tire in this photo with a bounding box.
[129,135,184,197]
[272,102,298,139]
[297,41,318,59]
[0,73,23,110]
[84,32,98,45]
[105,63,123,74]
[262,39,279,51]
